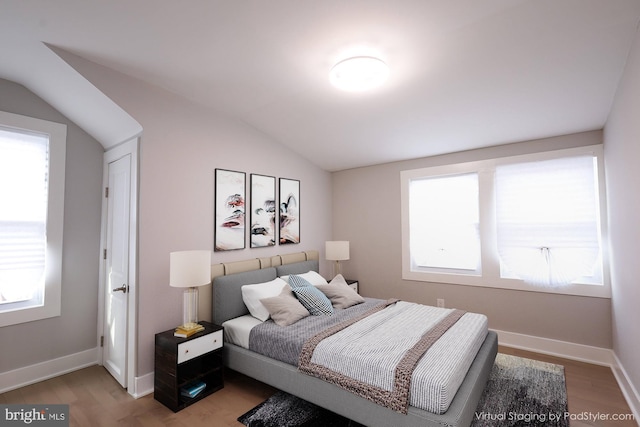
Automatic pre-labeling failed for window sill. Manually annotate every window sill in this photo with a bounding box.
[0,300,61,327]
[402,270,611,299]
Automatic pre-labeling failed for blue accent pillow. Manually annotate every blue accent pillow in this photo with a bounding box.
[288,275,334,316]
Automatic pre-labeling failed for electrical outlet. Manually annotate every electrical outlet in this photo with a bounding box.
[437,298,445,308]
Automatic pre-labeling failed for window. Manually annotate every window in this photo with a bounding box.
[401,145,609,298]
[0,129,48,306]
[0,111,66,326]
[409,173,480,273]
[495,155,602,287]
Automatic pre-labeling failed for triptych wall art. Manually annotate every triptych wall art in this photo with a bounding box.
[214,168,300,251]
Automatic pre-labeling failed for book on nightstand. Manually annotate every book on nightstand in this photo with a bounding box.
[174,324,205,338]
[180,381,206,398]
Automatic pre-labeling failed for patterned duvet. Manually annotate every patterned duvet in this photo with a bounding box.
[249,298,488,414]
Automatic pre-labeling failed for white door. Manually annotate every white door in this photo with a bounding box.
[102,154,131,387]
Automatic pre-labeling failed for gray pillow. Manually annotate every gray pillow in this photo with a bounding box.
[260,285,310,326]
[317,274,365,309]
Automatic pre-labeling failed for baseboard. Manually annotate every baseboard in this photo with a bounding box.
[612,353,640,423]
[492,329,615,367]
[131,371,154,399]
[0,347,156,400]
[0,347,99,394]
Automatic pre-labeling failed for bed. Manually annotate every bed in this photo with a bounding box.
[212,252,498,427]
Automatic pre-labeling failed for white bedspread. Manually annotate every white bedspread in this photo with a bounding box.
[304,302,488,414]
[245,298,488,414]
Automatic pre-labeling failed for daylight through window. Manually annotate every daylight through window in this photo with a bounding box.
[409,173,480,273]
[401,145,609,298]
[495,155,601,287]
[0,128,49,307]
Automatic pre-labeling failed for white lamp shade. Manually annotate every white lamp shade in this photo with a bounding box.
[326,241,350,261]
[170,250,212,288]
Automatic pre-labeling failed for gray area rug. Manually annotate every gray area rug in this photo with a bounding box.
[238,353,568,427]
[471,354,569,427]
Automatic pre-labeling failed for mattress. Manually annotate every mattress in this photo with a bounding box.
[222,314,262,349]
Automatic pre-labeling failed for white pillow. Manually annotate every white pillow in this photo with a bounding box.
[280,270,328,287]
[241,278,287,321]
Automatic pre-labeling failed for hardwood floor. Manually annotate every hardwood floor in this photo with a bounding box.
[1,348,636,426]
[499,347,636,427]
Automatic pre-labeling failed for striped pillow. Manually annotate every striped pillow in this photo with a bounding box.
[289,275,334,316]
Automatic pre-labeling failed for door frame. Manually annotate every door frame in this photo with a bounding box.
[97,137,139,395]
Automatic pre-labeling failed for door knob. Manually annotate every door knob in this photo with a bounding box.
[113,285,128,293]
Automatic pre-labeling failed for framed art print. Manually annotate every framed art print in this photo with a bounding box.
[279,178,300,244]
[250,174,276,248]
[214,169,246,251]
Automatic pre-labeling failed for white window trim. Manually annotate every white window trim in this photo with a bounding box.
[401,145,611,299]
[0,111,66,326]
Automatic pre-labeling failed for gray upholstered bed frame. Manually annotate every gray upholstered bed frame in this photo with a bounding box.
[212,254,498,427]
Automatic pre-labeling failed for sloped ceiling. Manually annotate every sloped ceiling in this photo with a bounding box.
[1,0,639,171]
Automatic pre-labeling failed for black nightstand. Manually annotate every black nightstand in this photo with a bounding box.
[346,279,359,293]
[154,321,224,412]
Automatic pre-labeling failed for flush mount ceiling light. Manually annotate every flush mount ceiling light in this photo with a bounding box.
[329,56,389,92]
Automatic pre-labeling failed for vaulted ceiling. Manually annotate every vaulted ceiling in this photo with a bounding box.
[2,1,639,171]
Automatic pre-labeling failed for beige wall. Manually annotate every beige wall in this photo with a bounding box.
[0,79,104,372]
[62,54,333,377]
[604,24,640,401]
[333,130,612,348]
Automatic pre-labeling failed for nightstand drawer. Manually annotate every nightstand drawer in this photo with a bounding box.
[178,329,223,364]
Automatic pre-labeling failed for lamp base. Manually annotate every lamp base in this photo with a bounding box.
[181,287,199,328]
[333,260,342,276]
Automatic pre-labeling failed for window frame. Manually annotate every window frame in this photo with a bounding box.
[0,111,66,326]
[401,145,610,298]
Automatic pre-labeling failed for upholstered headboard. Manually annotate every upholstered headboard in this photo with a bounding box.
[210,250,318,279]
[207,251,319,325]
[275,259,319,277]
[213,267,277,326]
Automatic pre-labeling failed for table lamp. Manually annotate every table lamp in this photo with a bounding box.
[170,250,211,331]
[325,241,350,276]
